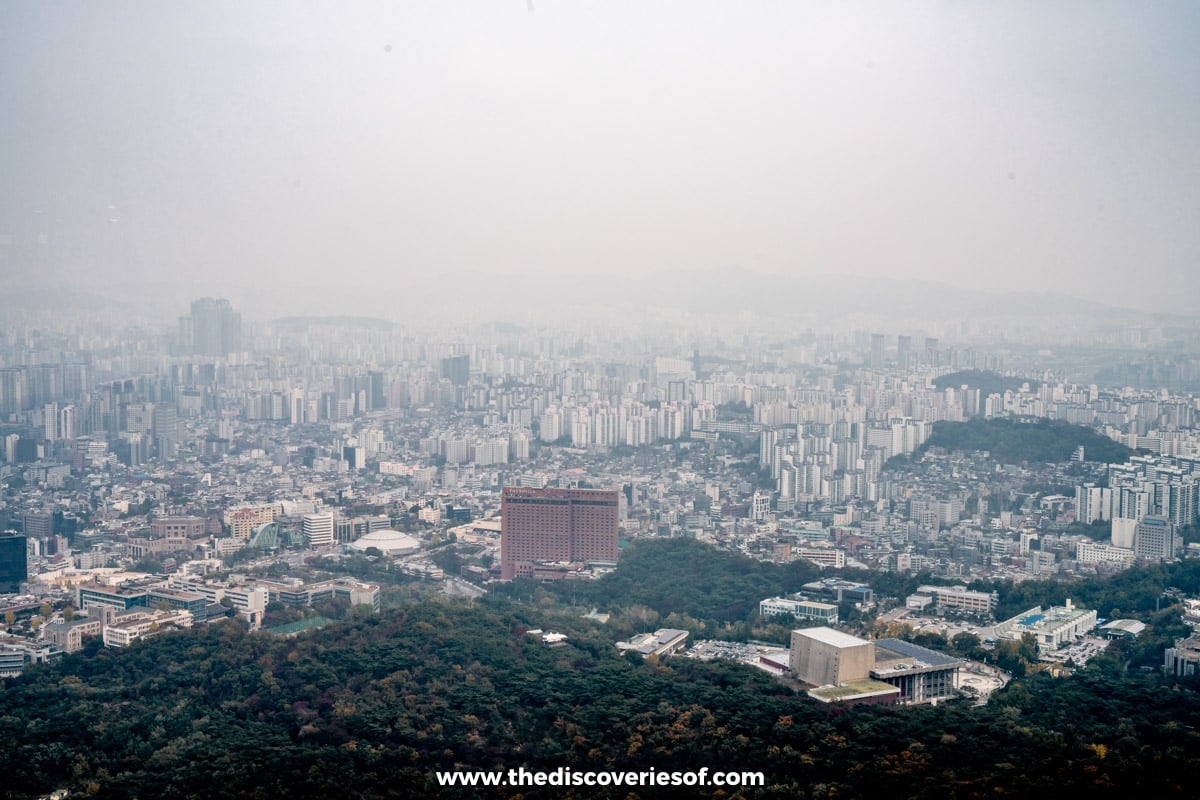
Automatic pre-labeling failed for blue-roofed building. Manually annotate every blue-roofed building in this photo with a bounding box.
[994,601,1097,653]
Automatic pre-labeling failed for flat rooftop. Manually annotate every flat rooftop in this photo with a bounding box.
[809,678,900,703]
[795,626,868,648]
[874,638,964,668]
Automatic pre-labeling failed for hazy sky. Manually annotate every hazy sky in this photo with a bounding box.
[2,1,1198,315]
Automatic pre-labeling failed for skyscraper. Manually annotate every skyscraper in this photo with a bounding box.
[185,298,242,357]
[500,486,619,579]
[897,335,912,369]
[0,533,28,593]
[153,404,179,460]
[869,334,885,369]
[441,354,470,386]
[924,337,940,367]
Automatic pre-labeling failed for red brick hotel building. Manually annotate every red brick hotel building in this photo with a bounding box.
[500,486,619,580]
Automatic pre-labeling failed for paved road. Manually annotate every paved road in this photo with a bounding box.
[443,577,486,599]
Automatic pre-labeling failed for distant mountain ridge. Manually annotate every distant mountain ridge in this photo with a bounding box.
[2,267,1191,327]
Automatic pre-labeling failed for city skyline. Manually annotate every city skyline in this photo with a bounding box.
[2,283,1199,794]
[3,4,1200,793]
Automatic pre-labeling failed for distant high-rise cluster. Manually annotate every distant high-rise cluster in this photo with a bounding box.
[179,297,241,357]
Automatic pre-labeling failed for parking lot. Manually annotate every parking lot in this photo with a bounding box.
[901,614,996,643]
[1040,636,1110,666]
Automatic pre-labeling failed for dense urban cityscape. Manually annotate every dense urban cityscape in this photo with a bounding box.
[3,297,1200,712]
[4,2,1200,797]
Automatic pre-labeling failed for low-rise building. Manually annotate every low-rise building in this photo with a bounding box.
[793,546,846,569]
[807,678,900,706]
[800,578,874,606]
[616,628,689,658]
[871,638,963,704]
[126,535,202,559]
[76,581,207,622]
[1098,619,1146,640]
[912,585,998,616]
[994,601,1097,653]
[168,577,269,626]
[102,608,193,648]
[0,637,59,676]
[1164,635,1200,677]
[248,577,381,613]
[43,617,104,653]
[759,597,839,625]
[1076,541,1136,568]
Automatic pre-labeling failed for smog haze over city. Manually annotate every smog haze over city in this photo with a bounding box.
[2,1,1199,320]
[3,4,1200,800]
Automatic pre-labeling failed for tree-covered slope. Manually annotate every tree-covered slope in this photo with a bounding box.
[541,537,821,621]
[2,598,1200,799]
[932,370,1038,397]
[919,417,1134,464]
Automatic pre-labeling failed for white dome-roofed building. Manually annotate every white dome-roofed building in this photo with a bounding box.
[348,529,421,556]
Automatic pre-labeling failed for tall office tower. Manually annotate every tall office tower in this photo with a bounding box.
[441,354,470,386]
[0,533,28,593]
[368,370,385,411]
[302,512,335,548]
[869,334,885,369]
[22,513,53,539]
[1134,515,1176,561]
[897,335,912,369]
[152,404,179,459]
[924,337,940,367]
[500,486,619,580]
[187,297,242,357]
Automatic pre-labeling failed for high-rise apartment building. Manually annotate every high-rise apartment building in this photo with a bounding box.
[500,486,619,579]
[58,405,76,441]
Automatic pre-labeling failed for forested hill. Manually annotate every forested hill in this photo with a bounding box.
[932,370,1039,396]
[543,537,821,621]
[3,599,1200,798]
[918,417,1135,464]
